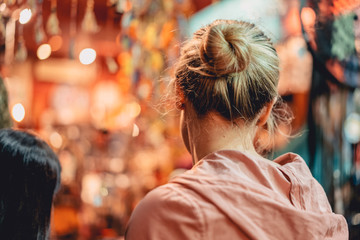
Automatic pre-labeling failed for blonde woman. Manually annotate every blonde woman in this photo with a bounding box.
[125,19,348,240]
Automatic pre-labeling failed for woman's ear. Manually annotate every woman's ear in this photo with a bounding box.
[257,99,276,127]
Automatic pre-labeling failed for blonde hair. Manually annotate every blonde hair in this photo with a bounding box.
[174,19,291,140]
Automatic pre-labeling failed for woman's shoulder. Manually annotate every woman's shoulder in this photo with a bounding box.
[274,152,334,212]
[125,183,205,240]
[274,152,312,175]
[135,183,202,215]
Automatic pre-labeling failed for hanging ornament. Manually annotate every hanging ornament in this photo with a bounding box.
[116,0,131,13]
[331,12,356,61]
[69,0,78,59]
[106,57,119,74]
[15,25,27,62]
[4,18,15,65]
[34,8,46,44]
[354,88,360,112]
[116,0,125,13]
[81,0,100,33]
[5,0,16,6]
[0,16,5,41]
[15,36,28,62]
[46,0,61,36]
[28,0,37,12]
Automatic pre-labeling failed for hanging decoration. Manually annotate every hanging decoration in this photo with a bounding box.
[69,0,78,59]
[301,0,360,239]
[277,36,313,95]
[4,17,15,65]
[115,0,131,14]
[354,88,360,112]
[34,3,46,44]
[0,16,5,42]
[331,13,356,61]
[106,57,119,74]
[46,0,61,36]
[81,0,100,33]
[28,0,37,10]
[15,25,27,62]
[331,0,360,16]
[0,1,196,239]
[117,0,191,101]
[5,0,16,6]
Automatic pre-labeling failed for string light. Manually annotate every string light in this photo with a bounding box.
[0,3,6,12]
[79,48,96,65]
[49,131,63,149]
[48,35,63,51]
[11,103,25,122]
[132,123,140,137]
[37,44,52,60]
[125,102,141,118]
[19,8,32,24]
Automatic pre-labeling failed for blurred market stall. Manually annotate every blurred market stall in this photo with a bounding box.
[1,0,359,239]
[1,0,196,239]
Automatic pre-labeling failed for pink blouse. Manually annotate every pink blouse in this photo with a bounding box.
[125,150,348,239]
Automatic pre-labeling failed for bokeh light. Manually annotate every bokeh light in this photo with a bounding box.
[49,131,63,149]
[132,123,140,137]
[0,3,6,12]
[301,7,316,27]
[79,48,96,65]
[19,8,32,24]
[48,35,63,52]
[37,44,52,60]
[125,102,141,118]
[11,103,25,122]
[115,174,130,189]
[344,113,360,144]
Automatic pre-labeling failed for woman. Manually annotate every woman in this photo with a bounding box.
[0,129,61,239]
[125,20,348,239]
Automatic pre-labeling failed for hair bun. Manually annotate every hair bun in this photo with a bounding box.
[200,22,251,75]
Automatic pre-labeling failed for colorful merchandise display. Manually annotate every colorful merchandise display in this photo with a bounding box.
[300,1,360,239]
[0,0,359,239]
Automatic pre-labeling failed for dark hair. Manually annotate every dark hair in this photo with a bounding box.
[0,129,61,240]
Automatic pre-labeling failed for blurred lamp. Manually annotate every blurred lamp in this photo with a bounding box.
[344,112,360,144]
[11,103,25,122]
[37,44,52,60]
[79,48,96,65]
[49,131,63,149]
[0,3,6,12]
[301,7,316,27]
[19,8,32,24]
[48,35,63,52]
[132,123,140,137]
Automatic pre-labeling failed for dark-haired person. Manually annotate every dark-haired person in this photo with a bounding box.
[125,19,348,239]
[0,129,61,240]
